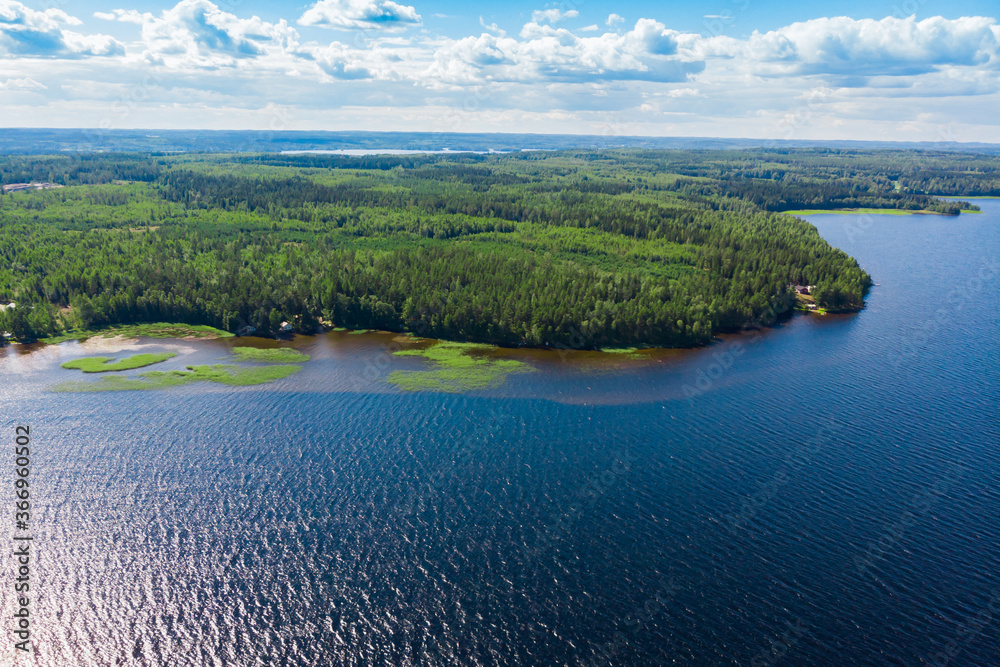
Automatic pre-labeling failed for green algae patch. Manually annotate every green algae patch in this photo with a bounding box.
[232,347,310,363]
[43,323,233,344]
[62,352,176,372]
[599,347,644,358]
[387,341,532,392]
[52,364,301,392]
[173,364,301,386]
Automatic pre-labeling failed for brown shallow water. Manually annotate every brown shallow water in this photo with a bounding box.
[1,317,847,405]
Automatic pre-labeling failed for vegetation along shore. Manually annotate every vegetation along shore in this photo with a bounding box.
[2,148,994,350]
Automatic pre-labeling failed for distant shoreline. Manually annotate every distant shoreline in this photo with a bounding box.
[783,208,978,216]
[937,195,1000,199]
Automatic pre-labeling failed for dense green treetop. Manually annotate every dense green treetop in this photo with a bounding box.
[1,148,988,346]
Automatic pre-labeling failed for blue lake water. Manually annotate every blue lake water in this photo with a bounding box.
[1,203,998,665]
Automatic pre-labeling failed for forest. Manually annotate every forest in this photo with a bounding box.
[0,148,990,348]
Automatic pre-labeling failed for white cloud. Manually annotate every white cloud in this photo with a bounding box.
[0,1,81,28]
[61,31,127,56]
[13,5,999,94]
[743,15,1000,79]
[606,14,624,27]
[479,16,505,37]
[429,19,705,86]
[307,41,376,79]
[0,76,46,90]
[0,0,123,57]
[288,16,689,90]
[2,6,1000,142]
[95,9,148,25]
[531,9,579,24]
[99,0,298,68]
[299,0,421,32]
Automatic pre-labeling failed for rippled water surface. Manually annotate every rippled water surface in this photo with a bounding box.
[1,204,998,666]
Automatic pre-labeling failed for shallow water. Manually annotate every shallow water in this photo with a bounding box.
[1,203,998,665]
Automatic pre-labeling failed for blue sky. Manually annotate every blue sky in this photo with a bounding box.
[1,0,999,141]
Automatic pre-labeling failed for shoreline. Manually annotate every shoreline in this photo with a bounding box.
[3,304,853,360]
[935,195,1000,200]
[783,208,968,216]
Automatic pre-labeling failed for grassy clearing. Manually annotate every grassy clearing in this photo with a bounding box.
[387,341,532,392]
[794,305,828,314]
[347,329,372,335]
[52,363,301,392]
[232,347,310,363]
[61,352,176,372]
[42,322,232,344]
[793,292,828,314]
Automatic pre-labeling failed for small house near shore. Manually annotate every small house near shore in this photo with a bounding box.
[279,321,294,333]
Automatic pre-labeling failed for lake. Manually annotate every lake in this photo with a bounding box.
[1,203,998,666]
[280,149,504,156]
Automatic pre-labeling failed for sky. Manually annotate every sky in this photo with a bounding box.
[1,0,999,141]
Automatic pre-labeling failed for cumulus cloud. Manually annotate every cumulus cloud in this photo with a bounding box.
[308,41,375,79]
[9,7,997,92]
[429,18,706,86]
[99,0,298,67]
[299,0,421,31]
[0,0,124,57]
[531,9,578,24]
[744,15,1000,79]
[1,5,1000,141]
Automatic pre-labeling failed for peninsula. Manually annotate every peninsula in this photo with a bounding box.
[1,148,992,349]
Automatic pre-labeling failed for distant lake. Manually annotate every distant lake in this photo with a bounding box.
[2,203,998,665]
[280,149,506,156]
